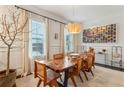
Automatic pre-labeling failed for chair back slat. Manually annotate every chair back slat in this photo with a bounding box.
[34,61,47,82]
[77,58,82,74]
[71,58,82,74]
[53,53,64,60]
[87,48,95,67]
[86,53,94,69]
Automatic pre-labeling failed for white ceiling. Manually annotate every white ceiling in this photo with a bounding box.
[33,5,124,24]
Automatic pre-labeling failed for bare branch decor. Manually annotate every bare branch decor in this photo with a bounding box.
[0,10,28,75]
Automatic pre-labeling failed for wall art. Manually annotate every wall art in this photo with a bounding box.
[83,24,116,43]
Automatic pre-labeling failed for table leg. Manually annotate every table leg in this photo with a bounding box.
[104,53,107,65]
[57,81,64,87]
[63,69,69,87]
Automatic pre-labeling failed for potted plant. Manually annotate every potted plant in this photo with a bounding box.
[0,9,28,87]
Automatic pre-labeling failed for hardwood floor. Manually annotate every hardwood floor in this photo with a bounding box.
[16,66,124,87]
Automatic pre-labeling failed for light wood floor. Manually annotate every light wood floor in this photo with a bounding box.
[16,66,124,87]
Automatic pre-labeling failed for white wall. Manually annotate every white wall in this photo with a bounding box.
[83,13,124,45]
[48,20,62,59]
[83,13,124,66]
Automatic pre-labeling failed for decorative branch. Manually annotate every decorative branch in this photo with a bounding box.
[4,15,13,41]
[0,9,28,75]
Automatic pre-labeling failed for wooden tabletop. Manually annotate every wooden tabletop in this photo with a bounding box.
[36,57,77,73]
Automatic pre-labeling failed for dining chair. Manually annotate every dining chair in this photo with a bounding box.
[34,61,61,87]
[68,58,84,87]
[87,48,95,68]
[53,53,64,60]
[92,51,95,68]
[53,53,64,82]
[81,53,94,81]
[67,52,76,59]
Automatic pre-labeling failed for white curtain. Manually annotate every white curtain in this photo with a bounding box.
[21,10,31,76]
[19,11,65,74]
[60,24,65,53]
[73,34,82,53]
[29,13,47,73]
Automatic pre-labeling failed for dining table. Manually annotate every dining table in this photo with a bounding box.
[36,56,77,87]
[69,53,80,57]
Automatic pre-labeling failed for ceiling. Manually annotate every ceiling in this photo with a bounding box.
[33,5,124,24]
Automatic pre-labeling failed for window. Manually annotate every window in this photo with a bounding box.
[30,20,46,59]
[64,27,73,53]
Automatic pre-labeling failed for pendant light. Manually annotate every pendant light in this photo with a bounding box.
[67,6,81,34]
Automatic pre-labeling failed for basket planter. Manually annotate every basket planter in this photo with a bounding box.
[0,69,16,87]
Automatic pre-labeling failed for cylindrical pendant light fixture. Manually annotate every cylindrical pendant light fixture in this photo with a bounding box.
[67,6,81,34]
[67,22,81,34]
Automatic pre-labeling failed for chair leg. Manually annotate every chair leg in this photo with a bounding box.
[48,83,53,87]
[54,81,59,87]
[82,70,88,81]
[93,65,95,68]
[79,73,83,83]
[49,80,58,87]
[37,79,42,87]
[90,69,94,76]
[70,76,77,87]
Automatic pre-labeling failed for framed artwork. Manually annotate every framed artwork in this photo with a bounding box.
[83,24,116,43]
[54,33,58,40]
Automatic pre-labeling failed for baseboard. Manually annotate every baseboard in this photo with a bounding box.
[16,73,33,79]
[95,63,124,72]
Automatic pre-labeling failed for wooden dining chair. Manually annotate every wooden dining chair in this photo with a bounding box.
[81,53,94,81]
[34,61,61,87]
[92,51,95,68]
[89,48,95,68]
[53,53,64,82]
[68,58,83,87]
[53,53,64,60]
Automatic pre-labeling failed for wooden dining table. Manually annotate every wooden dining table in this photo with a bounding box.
[36,56,77,87]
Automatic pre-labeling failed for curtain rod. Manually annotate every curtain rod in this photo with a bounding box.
[15,5,66,24]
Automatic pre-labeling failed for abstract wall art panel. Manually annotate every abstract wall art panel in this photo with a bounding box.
[83,24,116,43]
